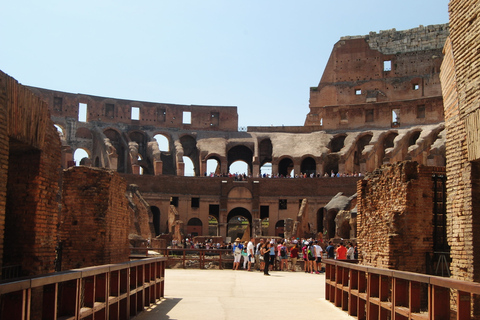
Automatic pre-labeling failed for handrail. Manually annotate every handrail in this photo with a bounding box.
[131,247,234,269]
[0,256,167,320]
[324,259,480,319]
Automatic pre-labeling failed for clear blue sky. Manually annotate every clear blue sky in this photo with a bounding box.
[1,1,449,128]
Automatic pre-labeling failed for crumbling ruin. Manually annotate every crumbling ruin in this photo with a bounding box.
[0,23,453,279]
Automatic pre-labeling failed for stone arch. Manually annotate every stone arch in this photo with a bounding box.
[278,157,294,177]
[104,128,127,173]
[129,131,151,174]
[380,131,399,164]
[153,132,174,175]
[353,133,373,173]
[324,154,339,176]
[227,145,253,175]
[301,156,316,176]
[259,138,273,165]
[180,135,199,176]
[74,147,91,166]
[205,153,223,176]
[227,207,252,240]
[329,134,347,152]
[186,217,203,237]
[54,124,66,142]
[153,133,170,152]
[317,207,325,236]
[408,130,422,147]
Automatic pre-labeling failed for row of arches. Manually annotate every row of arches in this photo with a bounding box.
[57,123,445,177]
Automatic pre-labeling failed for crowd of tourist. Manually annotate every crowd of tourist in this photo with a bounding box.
[203,171,363,179]
[230,237,358,276]
[170,237,358,275]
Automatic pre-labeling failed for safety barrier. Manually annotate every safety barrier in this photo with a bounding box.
[324,259,480,319]
[0,256,166,319]
[132,248,234,269]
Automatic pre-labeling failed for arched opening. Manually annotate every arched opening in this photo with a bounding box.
[301,157,316,176]
[326,209,338,239]
[354,134,373,173]
[317,207,324,238]
[54,124,66,141]
[104,129,126,173]
[154,134,169,152]
[180,135,199,176]
[380,132,399,163]
[227,207,252,240]
[74,148,90,166]
[186,218,203,237]
[278,158,294,177]
[324,154,339,176]
[206,158,221,176]
[275,220,285,238]
[137,155,144,175]
[259,139,273,167]
[229,160,249,176]
[183,156,195,176]
[408,131,421,147]
[260,162,272,177]
[151,206,161,236]
[330,135,347,152]
[208,215,218,236]
[227,145,253,175]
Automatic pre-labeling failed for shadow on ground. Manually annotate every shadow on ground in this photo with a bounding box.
[135,298,182,320]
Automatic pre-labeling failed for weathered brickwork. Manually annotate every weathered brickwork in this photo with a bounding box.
[60,167,131,270]
[0,71,62,276]
[127,184,155,241]
[306,24,448,130]
[441,0,480,285]
[357,162,444,273]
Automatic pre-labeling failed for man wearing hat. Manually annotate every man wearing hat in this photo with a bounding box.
[232,238,244,270]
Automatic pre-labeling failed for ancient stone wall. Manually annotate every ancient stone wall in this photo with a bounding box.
[440,0,480,285]
[357,161,444,273]
[60,167,131,270]
[0,71,62,276]
[127,184,155,240]
[306,24,448,130]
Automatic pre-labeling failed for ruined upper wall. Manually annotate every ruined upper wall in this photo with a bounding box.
[27,86,239,132]
[342,24,449,55]
[306,24,448,130]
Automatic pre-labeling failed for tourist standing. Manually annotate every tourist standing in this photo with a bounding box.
[279,241,288,271]
[347,242,355,260]
[326,241,335,259]
[232,238,243,270]
[336,242,347,260]
[247,238,255,271]
[255,239,264,271]
[289,243,298,271]
[262,242,271,276]
[313,241,323,273]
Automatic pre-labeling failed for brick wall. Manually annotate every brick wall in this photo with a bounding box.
[60,167,130,270]
[357,161,444,273]
[440,0,480,284]
[0,71,62,276]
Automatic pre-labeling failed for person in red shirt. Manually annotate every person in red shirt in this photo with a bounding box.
[336,242,347,260]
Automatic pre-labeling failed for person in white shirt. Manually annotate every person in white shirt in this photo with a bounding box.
[247,238,255,271]
[313,241,324,274]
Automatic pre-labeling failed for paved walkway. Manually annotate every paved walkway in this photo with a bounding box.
[134,268,355,320]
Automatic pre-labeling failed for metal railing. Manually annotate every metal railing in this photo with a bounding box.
[324,259,480,320]
[0,256,166,320]
[131,248,234,269]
